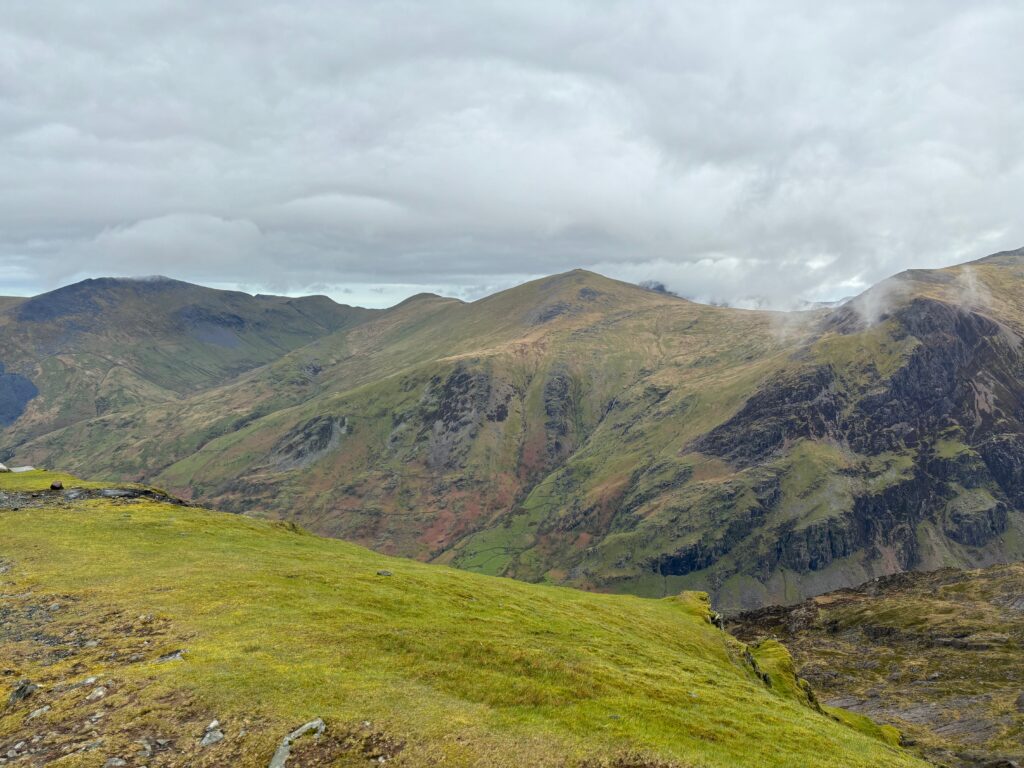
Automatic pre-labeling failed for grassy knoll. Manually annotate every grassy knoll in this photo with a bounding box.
[0,472,925,767]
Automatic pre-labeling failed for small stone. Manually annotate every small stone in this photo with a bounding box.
[50,481,63,490]
[26,705,50,720]
[205,719,220,732]
[104,760,127,767]
[13,743,25,752]
[83,676,99,685]
[48,603,60,612]
[7,680,38,706]
[1016,691,1024,712]
[84,640,100,648]
[200,730,224,747]
[85,687,107,702]
[376,570,393,577]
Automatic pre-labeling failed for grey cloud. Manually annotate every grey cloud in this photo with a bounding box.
[1,0,1022,306]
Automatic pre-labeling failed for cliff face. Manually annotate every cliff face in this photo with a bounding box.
[622,289,1024,610]
[483,255,1024,609]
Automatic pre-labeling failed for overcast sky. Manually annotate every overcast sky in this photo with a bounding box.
[2,1,1022,308]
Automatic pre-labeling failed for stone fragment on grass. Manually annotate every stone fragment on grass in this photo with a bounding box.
[201,719,224,747]
[267,718,325,768]
[200,730,224,747]
[85,686,107,702]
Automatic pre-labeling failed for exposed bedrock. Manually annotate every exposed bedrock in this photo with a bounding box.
[414,364,514,471]
[695,298,1024,465]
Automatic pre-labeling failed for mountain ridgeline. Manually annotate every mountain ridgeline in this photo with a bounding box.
[4,249,1024,611]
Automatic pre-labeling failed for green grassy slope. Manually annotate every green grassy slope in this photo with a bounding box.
[0,470,926,767]
[8,249,1024,612]
[730,564,1024,767]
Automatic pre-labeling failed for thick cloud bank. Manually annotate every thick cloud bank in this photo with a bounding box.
[2,1,1022,306]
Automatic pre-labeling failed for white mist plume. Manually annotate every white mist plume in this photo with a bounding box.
[845,278,913,328]
[953,266,993,310]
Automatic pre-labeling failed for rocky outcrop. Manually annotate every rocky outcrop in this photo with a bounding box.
[267,416,349,470]
[978,435,1024,507]
[416,365,513,471]
[697,298,1023,465]
[543,366,578,463]
[944,499,1008,547]
[845,300,1023,454]
[692,366,844,466]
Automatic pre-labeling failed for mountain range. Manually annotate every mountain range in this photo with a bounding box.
[3,247,1024,612]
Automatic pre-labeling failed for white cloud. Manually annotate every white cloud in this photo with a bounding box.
[0,0,1022,306]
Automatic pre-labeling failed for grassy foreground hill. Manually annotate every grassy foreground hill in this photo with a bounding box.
[7,248,1024,610]
[730,564,1024,768]
[0,471,925,767]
